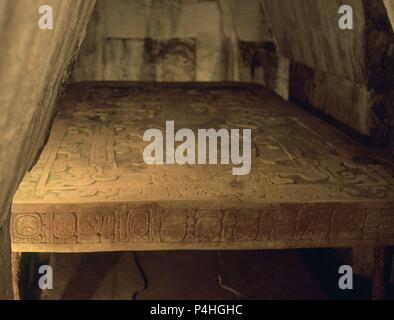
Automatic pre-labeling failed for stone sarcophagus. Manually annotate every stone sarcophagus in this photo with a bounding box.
[11,82,394,253]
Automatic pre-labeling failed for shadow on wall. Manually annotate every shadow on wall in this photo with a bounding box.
[71,0,290,100]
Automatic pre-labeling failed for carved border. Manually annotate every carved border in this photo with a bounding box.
[11,203,394,252]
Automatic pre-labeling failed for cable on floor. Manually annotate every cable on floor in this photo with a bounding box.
[216,251,241,300]
[131,251,148,300]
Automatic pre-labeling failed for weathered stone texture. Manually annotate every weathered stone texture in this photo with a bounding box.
[0,0,95,299]
[363,0,394,142]
[262,0,394,143]
[72,0,289,99]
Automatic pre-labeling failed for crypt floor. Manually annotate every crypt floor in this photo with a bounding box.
[26,250,388,300]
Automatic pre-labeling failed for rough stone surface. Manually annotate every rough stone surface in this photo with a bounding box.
[0,0,95,299]
[363,0,394,142]
[71,0,289,99]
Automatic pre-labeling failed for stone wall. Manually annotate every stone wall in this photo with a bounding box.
[72,0,289,99]
[0,0,95,299]
[262,0,394,144]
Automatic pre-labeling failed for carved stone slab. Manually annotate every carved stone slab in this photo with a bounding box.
[11,83,394,252]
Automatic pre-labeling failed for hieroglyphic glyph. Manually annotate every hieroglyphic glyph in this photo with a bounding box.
[11,83,394,252]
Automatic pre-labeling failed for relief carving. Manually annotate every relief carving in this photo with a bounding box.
[11,84,394,251]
